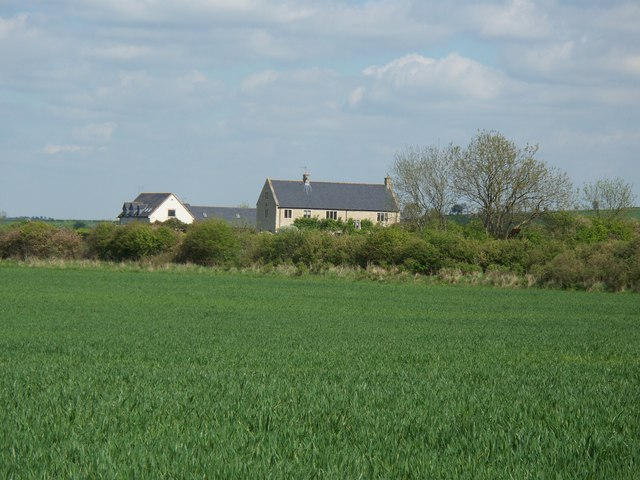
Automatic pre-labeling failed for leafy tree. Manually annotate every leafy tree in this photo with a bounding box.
[110,222,176,260]
[178,219,239,266]
[582,177,636,218]
[87,222,118,260]
[392,144,459,229]
[452,130,574,239]
[450,203,467,215]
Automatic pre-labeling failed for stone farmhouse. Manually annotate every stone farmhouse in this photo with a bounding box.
[257,174,400,232]
[118,173,400,231]
[119,193,256,228]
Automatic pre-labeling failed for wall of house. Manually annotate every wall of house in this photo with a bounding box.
[149,195,194,224]
[275,208,400,230]
[256,181,278,232]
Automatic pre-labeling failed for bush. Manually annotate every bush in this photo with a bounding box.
[110,223,177,261]
[86,222,178,261]
[400,237,443,274]
[178,220,238,266]
[575,217,635,244]
[541,211,580,240]
[50,228,85,259]
[324,234,366,267]
[541,250,587,289]
[359,226,413,267]
[424,229,481,267]
[86,223,118,260]
[0,222,83,260]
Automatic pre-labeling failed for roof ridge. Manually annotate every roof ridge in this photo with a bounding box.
[271,179,385,187]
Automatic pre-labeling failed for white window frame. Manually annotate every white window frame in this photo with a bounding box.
[326,211,338,220]
[284,209,292,219]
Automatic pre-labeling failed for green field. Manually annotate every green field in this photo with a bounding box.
[1,265,639,478]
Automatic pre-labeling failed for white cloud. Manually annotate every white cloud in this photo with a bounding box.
[467,0,550,39]
[245,30,296,61]
[44,144,92,155]
[593,3,640,35]
[508,41,574,75]
[0,13,29,40]
[351,53,510,109]
[89,44,154,60]
[240,70,280,92]
[74,122,118,141]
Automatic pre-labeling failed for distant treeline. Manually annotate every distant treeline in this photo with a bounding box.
[1,214,639,292]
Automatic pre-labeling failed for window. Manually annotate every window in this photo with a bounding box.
[326,211,338,220]
[264,191,269,200]
[303,210,312,218]
[377,212,388,223]
[353,219,361,230]
[168,209,176,217]
[284,209,292,219]
[264,208,268,218]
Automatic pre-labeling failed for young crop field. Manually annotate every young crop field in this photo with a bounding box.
[1,264,639,478]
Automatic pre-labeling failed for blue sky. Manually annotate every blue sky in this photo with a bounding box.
[1,0,638,219]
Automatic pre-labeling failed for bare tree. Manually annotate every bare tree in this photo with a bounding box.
[452,130,574,239]
[582,177,636,218]
[391,144,459,229]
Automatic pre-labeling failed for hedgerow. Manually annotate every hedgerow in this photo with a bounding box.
[2,215,639,291]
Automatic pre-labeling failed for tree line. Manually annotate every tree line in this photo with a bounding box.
[392,130,635,238]
[0,211,639,292]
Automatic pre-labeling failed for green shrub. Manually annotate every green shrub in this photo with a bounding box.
[264,229,306,264]
[424,229,481,267]
[360,226,413,267]
[0,222,83,260]
[541,250,587,289]
[541,211,580,240]
[575,217,635,243]
[178,220,238,266]
[87,222,178,261]
[400,237,443,274]
[325,234,366,267]
[86,223,118,260]
[293,217,321,231]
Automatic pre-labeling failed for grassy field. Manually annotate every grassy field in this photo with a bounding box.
[0,264,638,478]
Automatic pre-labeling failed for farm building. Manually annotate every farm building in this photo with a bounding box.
[118,193,256,228]
[256,173,400,232]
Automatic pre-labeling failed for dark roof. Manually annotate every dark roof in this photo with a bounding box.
[186,205,257,227]
[118,193,173,218]
[269,180,399,212]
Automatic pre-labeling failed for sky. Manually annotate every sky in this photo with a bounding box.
[1,0,639,219]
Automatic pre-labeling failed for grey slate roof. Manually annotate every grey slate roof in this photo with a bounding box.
[270,180,399,212]
[119,193,173,218]
[186,205,257,227]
